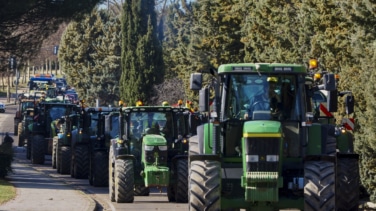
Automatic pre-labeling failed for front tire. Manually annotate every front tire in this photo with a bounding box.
[189,160,221,211]
[114,159,134,203]
[59,146,71,175]
[134,185,150,196]
[92,151,108,187]
[73,145,89,179]
[175,159,188,203]
[31,135,45,164]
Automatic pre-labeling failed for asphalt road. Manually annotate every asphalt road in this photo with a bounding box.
[0,102,188,211]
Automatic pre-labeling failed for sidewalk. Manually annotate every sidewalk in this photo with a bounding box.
[0,147,96,211]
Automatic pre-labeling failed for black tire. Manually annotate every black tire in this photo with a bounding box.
[167,184,175,202]
[56,139,62,173]
[304,160,335,210]
[59,146,71,175]
[109,150,115,202]
[26,138,31,159]
[114,159,134,203]
[325,136,337,156]
[18,122,24,147]
[52,137,58,169]
[73,145,89,179]
[189,160,220,211]
[175,159,188,203]
[336,156,360,211]
[31,135,45,164]
[92,151,109,187]
[134,185,150,196]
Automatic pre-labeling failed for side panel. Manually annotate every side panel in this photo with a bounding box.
[307,124,322,155]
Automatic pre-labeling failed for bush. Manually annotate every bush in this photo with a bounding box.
[0,142,14,178]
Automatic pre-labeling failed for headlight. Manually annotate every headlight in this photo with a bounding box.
[266,155,279,162]
[117,139,124,144]
[145,145,154,151]
[158,146,168,151]
[246,155,258,162]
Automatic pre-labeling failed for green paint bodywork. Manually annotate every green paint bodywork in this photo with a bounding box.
[241,121,283,202]
[141,133,169,187]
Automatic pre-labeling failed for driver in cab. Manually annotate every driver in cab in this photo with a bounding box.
[244,77,281,120]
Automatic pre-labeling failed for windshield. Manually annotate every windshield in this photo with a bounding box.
[110,115,119,138]
[225,74,299,120]
[129,111,173,137]
[49,107,67,120]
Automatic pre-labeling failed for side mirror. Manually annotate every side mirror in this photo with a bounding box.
[327,90,338,112]
[199,87,209,112]
[319,74,336,91]
[190,73,202,90]
[345,95,354,114]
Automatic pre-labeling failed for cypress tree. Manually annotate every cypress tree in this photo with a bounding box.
[120,0,163,106]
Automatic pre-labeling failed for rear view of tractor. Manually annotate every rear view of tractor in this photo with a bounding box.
[188,62,359,210]
[29,99,79,165]
[109,102,198,203]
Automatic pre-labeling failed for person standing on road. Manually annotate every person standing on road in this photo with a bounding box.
[3,132,14,144]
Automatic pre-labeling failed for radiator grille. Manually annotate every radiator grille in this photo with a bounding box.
[245,137,280,172]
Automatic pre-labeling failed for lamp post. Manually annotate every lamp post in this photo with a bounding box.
[9,56,18,104]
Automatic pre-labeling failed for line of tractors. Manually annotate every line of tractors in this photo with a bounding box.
[14,59,360,210]
[13,88,204,203]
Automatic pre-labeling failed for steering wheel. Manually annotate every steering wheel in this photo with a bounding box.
[251,101,270,112]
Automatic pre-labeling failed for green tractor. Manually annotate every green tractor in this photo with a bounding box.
[15,98,36,146]
[28,99,79,165]
[53,106,119,179]
[188,62,358,210]
[53,110,85,176]
[109,104,198,203]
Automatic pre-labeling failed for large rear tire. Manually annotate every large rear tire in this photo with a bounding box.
[73,145,89,179]
[31,135,45,164]
[175,159,188,203]
[304,160,335,210]
[92,151,109,187]
[189,160,221,211]
[59,146,71,175]
[336,156,359,211]
[114,159,134,203]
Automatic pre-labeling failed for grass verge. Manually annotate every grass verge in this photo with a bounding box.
[0,179,16,205]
